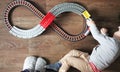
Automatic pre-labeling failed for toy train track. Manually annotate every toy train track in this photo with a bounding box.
[4,0,91,42]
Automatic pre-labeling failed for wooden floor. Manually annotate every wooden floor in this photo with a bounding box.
[0,0,120,72]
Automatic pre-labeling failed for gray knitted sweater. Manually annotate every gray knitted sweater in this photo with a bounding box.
[88,24,120,70]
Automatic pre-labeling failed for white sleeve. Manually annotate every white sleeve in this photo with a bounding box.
[88,23,107,44]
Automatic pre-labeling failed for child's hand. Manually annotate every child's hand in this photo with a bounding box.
[86,18,95,26]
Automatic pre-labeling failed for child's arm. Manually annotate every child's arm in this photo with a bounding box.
[86,19,107,44]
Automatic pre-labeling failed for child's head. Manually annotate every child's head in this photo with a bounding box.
[113,26,120,40]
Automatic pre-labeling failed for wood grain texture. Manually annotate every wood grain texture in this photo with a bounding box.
[0,0,120,72]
